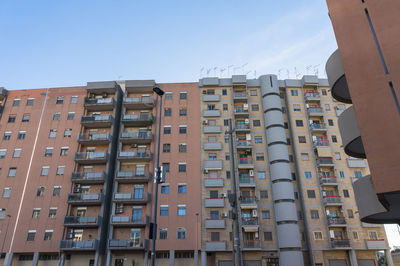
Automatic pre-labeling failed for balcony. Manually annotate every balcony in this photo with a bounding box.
[122,114,153,126]
[71,172,106,184]
[111,215,148,227]
[242,217,259,232]
[243,240,261,250]
[326,49,352,103]
[322,196,342,206]
[63,216,100,228]
[203,126,222,134]
[206,241,226,251]
[81,115,113,128]
[234,107,249,117]
[310,123,327,132]
[204,178,224,187]
[330,239,351,249]
[0,87,7,100]
[203,110,221,117]
[365,239,387,250]
[235,123,251,132]
[307,107,324,117]
[239,176,256,187]
[204,198,224,208]
[60,240,99,251]
[319,177,338,186]
[338,106,365,158]
[118,151,152,162]
[75,152,108,164]
[238,158,254,169]
[78,133,111,145]
[84,97,115,111]
[313,139,330,148]
[203,95,220,102]
[67,193,103,205]
[347,158,366,168]
[120,132,152,144]
[326,216,347,227]
[108,239,149,250]
[233,92,248,101]
[304,92,320,101]
[87,81,117,93]
[123,97,154,110]
[239,196,257,208]
[316,157,334,167]
[115,171,151,183]
[204,160,223,170]
[205,219,225,229]
[204,142,222,151]
[113,192,150,204]
[236,141,252,149]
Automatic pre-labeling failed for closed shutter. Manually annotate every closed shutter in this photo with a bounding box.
[329,260,347,266]
[357,260,375,266]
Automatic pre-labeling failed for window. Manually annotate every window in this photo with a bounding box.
[179,126,187,134]
[347,209,354,218]
[32,209,40,218]
[225,153,230,160]
[60,147,69,156]
[291,90,298,96]
[253,120,261,127]
[226,171,231,179]
[222,104,228,111]
[53,113,60,120]
[17,131,26,140]
[294,192,299,199]
[161,185,169,194]
[64,128,72,137]
[0,149,6,159]
[260,190,268,199]
[304,172,312,179]
[282,106,287,112]
[292,172,296,180]
[56,166,65,175]
[284,122,288,129]
[301,153,309,161]
[177,205,186,216]
[251,104,259,111]
[41,166,50,176]
[307,190,316,198]
[12,99,20,106]
[310,210,319,219]
[48,208,57,218]
[293,104,301,111]
[250,90,257,96]
[210,232,219,241]
[67,112,75,120]
[178,143,187,153]
[254,136,262,143]
[221,89,227,95]
[339,171,345,178]
[256,153,264,161]
[164,108,172,116]
[321,89,327,96]
[209,211,219,219]
[162,163,170,173]
[343,189,350,198]
[8,167,16,177]
[208,153,217,160]
[2,187,11,198]
[325,104,331,111]
[179,92,187,100]
[37,187,45,197]
[70,96,78,104]
[298,136,306,143]
[49,129,57,138]
[178,163,186,172]
[178,184,187,193]
[257,171,266,179]
[353,231,359,240]
[21,113,30,122]
[354,170,363,178]
[53,186,61,196]
[163,126,171,134]
[179,108,187,116]
[56,96,64,104]
[331,135,337,143]
[295,120,303,127]
[262,210,271,219]
[335,152,341,160]
[159,229,168,240]
[207,104,215,110]
[163,144,171,153]
[27,230,36,241]
[44,230,53,241]
[368,231,378,240]
[0,209,6,219]
[289,155,294,162]
[328,119,334,126]
[45,147,54,157]
[177,228,186,239]
[8,115,16,123]
[264,232,273,241]
[314,232,323,240]
[160,205,169,216]
[3,131,11,140]
[165,92,172,100]
[26,98,34,106]
[11,148,21,158]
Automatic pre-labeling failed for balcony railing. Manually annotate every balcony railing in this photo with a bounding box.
[241,217,259,226]
[204,178,224,187]
[236,124,250,131]
[67,193,103,205]
[60,240,98,251]
[71,172,106,183]
[313,140,330,147]
[319,177,338,185]
[120,132,152,143]
[84,98,114,110]
[304,92,320,101]
[322,196,342,205]
[111,215,148,227]
[307,107,324,114]
[239,176,255,186]
[85,97,113,104]
[365,239,387,249]
[113,192,149,203]
[115,171,150,183]
[75,152,108,164]
[310,123,327,130]
[330,239,351,248]
[234,107,249,116]
[316,157,334,166]
[233,92,247,100]
[205,219,225,229]
[108,239,147,250]
[326,216,346,226]
[243,240,261,249]
[205,241,226,251]
[118,151,151,161]
[123,97,154,109]
[237,141,252,148]
[63,216,100,227]
[81,115,113,124]
[78,133,111,144]
[204,198,225,208]
[122,114,153,125]
[239,196,257,205]
[238,158,253,166]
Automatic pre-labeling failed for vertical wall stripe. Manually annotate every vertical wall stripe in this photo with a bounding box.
[389,82,400,116]
[8,88,49,252]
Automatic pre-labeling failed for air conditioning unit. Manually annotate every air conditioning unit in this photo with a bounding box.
[221,193,227,198]
[203,120,208,125]
[249,170,254,176]
[202,90,207,94]
[255,232,259,238]
[66,233,73,239]
[252,209,258,217]
[115,204,124,214]
[245,119,249,124]
[203,169,209,174]
[221,212,228,218]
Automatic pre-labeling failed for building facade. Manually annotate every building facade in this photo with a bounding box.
[0,74,391,266]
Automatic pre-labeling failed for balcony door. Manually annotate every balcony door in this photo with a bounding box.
[130,229,141,246]
[132,207,142,222]
[134,186,144,199]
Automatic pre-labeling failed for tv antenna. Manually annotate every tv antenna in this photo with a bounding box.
[206,68,211,76]
[213,67,218,76]
[220,68,226,77]
[313,64,320,77]
[227,65,234,76]
[200,67,204,78]
[286,69,290,79]
[254,70,257,79]
[278,69,283,79]
[306,65,312,75]
[242,63,248,74]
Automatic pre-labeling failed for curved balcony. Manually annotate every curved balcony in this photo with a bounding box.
[71,172,106,184]
[122,114,153,126]
[84,97,115,111]
[60,240,99,251]
[120,132,152,144]
[123,97,154,110]
[75,152,108,164]
[118,151,152,162]
[326,49,352,104]
[81,115,113,128]
[111,215,148,227]
[78,133,111,145]
[63,216,100,228]
[338,106,366,158]
[113,192,150,204]
[108,239,149,250]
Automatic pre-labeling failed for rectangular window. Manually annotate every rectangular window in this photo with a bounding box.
[222,89,227,95]
[53,186,61,196]
[331,135,337,143]
[257,171,266,179]
[41,166,50,176]
[32,208,40,218]
[163,126,171,134]
[256,153,264,161]
[254,136,262,143]
[177,205,186,216]
[12,148,21,158]
[161,185,169,194]
[208,153,217,160]
[253,120,261,127]
[307,190,316,198]
[314,232,323,240]
[3,131,11,140]
[339,171,345,178]
[177,229,186,239]
[70,96,78,104]
[165,92,172,100]
[53,113,60,120]
[250,90,257,96]
[325,104,330,111]
[260,190,268,199]
[328,119,334,126]
[178,163,186,172]
[26,98,34,106]
[64,128,72,137]
[44,230,53,240]
[210,232,219,241]
[347,209,354,218]
[223,104,228,111]
[301,153,309,161]
[0,209,6,219]
[298,136,306,143]
[60,147,69,156]
[304,172,312,179]
[295,120,303,127]
[291,90,298,96]
[0,149,6,159]
[162,163,170,173]
[353,231,359,240]
[159,229,168,240]
[264,232,272,241]
[18,131,26,140]
[22,114,30,122]
[354,170,363,178]
[37,187,45,197]
[335,152,341,160]
[12,99,20,106]
[164,108,172,116]
[56,166,65,175]
[8,167,16,177]
[48,208,57,218]
[179,92,187,100]
[293,104,301,111]
[67,112,75,120]
[343,189,350,198]
[2,187,11,198]
[310,210,319,219]
[45,147,54,157]
[178,143,187,152]
[56,96,64,104]
[27,231,36,241]
[179,108,187,116]
[262,210,271,219]
[8,115,16,123]
[49,129,57,138]
[160,205,169,216]
[178,185,187,194]
[179,126,187,134]
[322,89,327,96]
[163,144,171,153]
[251,104,259,111]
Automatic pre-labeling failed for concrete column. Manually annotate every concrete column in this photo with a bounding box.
[348,250,358,266]
[385,249,394,266]
[105,251,112,266]
[4,252,13,266]
[94,252,99,266]
[32,252,39,266]
[59,253,65,266]
[201,251,207,266]
[144,251,149,266]
[194,250,199,266]
[169,250,175,266]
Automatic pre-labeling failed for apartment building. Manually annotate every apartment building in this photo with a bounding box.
[198,75,390,266]
[325,0,400,225]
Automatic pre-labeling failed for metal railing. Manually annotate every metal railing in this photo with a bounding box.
[75,152,107,160]
[118,150,151,159]
[233,92,247,98]
[71,172,106,180]
[81,115,112,122]
[114,192,148,201]
[78,133,110,141]
[239,176,255,184]
[85,98,113,104]
[323,196,342,204]
[331,239,351,248]
[237,141,252,147]
[123,97,153,104]
[122,114,153,122]
[320,177,337,185]
[241,217,259,226]
[239,196,257,204]
[120,132,152,140]
[109,239,144,248]
[238,158,253,165]
[308,107,324,113]
[116,171,149,178]
[236,124,250,130]
[313,140,330,147]
[243,240,261,248]
[327,216,346,225]
[310,123,327,130]
[111,215,147,224]
[67,193,102,202]
[60,240,98,249]
[317,157,334,165]
[64,216,99,225]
